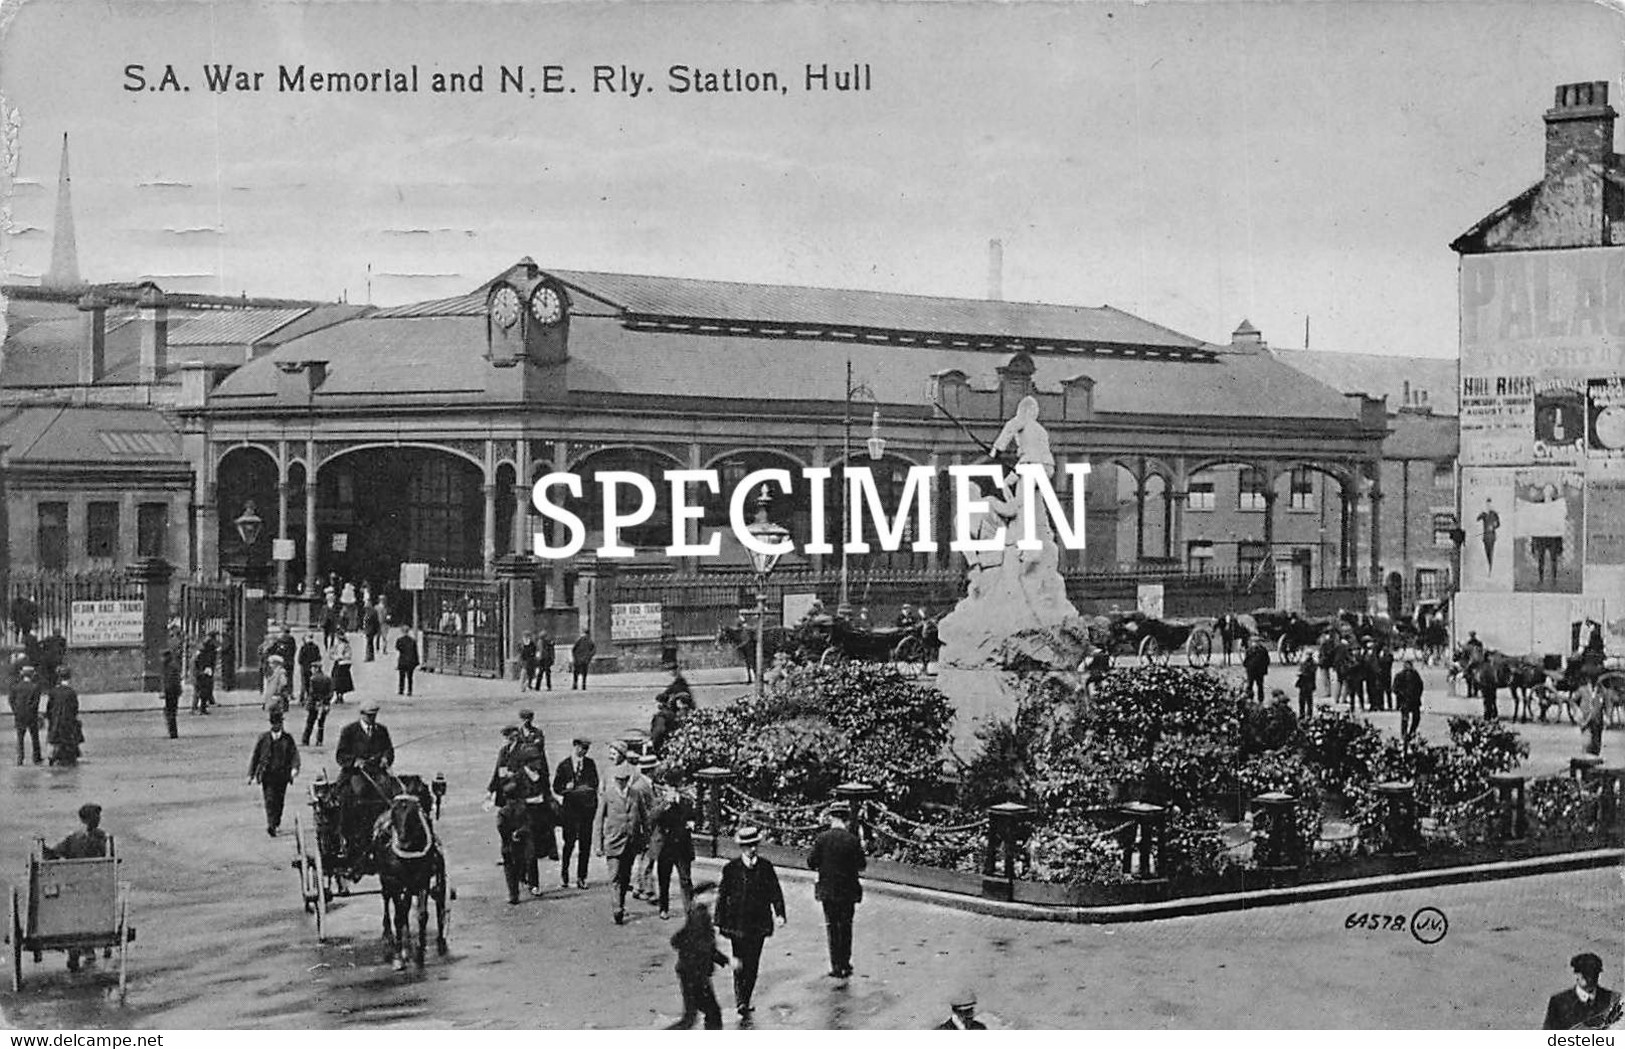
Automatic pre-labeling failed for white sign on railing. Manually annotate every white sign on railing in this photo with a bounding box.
[611,602,663,641]
[399,563,429,591]
[70,600,144,647]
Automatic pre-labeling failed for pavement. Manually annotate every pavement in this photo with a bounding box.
[0,643,1619,1029]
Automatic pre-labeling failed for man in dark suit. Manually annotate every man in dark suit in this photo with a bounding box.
[1394,658,1425,744]
[192,634,218,714]
[715,826,786,1020]
[935,988,987,1030]
[807,805,865,978]
[248,709,301,837]
[553,738,599,889]
[395,631,420,695]
[9,663,44,766]
[335,698,396,856]
[1545,952,1623,1029]
[571,630,596,690]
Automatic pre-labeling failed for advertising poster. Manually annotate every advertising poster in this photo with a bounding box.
[1459,374,1534,465]
[1512,468,1585,593]
[1584,480,1625,565]
[1587,376,1625,464]
[1532,377,1586,462]
[1459,468,1515,592]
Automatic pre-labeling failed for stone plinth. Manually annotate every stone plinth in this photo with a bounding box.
[938,664,1026,760]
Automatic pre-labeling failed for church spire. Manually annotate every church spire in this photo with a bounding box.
[42,133,84,291]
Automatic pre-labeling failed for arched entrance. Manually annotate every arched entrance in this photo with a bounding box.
[316,446,485,591]
[216,446,279,579]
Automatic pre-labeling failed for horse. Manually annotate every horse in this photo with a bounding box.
[715,623,804,682]
[371,789,449,970]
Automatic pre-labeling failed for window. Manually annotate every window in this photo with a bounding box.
[87,502,119,562]
[1433,462,1454,488]
[138,503,169,559]
[1432,511,1457,549]
[1237,468,1269,511]
[37,502,68,571]
[1288,468,1316,511]
[1186,539,1215,572]
[1238,540,1269,576]
[1187,481,1215,511]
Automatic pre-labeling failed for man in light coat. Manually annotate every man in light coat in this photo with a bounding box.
[594,761,653,924]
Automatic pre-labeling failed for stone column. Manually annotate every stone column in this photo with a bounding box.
[275,480,291,597]
[1134,475,1148,563]
[130,556,175,691]
[494,553,538,681]
[1169,488,1188,566]
[303,440,318,599]
[482,483,497,573]
[1368,482,1384,584]
[1162,485,1175,559]
[511,440,532,558]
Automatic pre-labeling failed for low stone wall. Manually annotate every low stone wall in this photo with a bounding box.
[46,645,145,694]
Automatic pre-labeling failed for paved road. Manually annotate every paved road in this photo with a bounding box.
[0,648,1619,1029]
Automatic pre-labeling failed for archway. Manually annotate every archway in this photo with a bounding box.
[215,446,279,581]
[317,446,485,591]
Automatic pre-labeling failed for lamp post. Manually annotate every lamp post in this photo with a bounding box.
[746,488,790,700]
[838,359,887,617]
[230,501,267,692]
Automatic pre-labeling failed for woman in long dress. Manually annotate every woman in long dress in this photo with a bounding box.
[46,668,83,766]
[330,636,355,705]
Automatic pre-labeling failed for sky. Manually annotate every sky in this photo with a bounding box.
[1,0,1621,359]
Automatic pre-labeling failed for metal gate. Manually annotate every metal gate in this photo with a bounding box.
[177,580,244,690]
[420,567,506,678]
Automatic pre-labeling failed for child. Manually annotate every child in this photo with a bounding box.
[669,901,729,1029]
[498,782,533,905]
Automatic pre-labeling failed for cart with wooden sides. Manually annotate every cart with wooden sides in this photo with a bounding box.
[6,839,134,999]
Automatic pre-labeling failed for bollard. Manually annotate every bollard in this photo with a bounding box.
[833,781,879,852]
[982,802,1034,901]
[1251,792,1303,871]
[1374,781,1419,858]
[1486,772,1526,842]
[695,766,735,859]
[1119,802,1167,880]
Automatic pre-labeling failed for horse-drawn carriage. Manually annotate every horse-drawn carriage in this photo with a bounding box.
[718,615,937,678]
[1086,611,1217,667]
[291,766,453,967]
[6,838,134,998]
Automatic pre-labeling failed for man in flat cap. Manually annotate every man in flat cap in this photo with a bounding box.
[715,826,786,1020]
[42,803,110,972]
[335,697,395,858]
[808,804,866,978]
[595,756,653,924]
[554,737,599,889]
[248,709,301,837]
[936,988,987,1030]
[1545,952,1623,1029]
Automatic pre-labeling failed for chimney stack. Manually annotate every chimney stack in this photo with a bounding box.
[137,284,168,384]
[76,288,106,385]
[987,239,1003,301]
[1545,81,1616,176]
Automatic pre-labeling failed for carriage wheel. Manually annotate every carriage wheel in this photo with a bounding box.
[291,817,315,913]
[115,889,129,1003]
[311,841,329,943]
[1599,673,1625,727]
[1186,630,1213,668]
[892,636,927,679]
[819,646,842,669]
[9,887,21,993]
[1138,635,1167,666]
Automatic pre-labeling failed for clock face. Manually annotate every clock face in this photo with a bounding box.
[1595,406,1625,450]
[529,286,564,326]
[490,286,521,329]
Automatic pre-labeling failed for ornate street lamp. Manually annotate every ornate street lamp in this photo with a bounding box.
[840,361,885,617]
[233,501,264,550]
[746,487,790,700]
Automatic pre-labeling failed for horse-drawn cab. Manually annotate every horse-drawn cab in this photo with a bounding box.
[292,768,450,951]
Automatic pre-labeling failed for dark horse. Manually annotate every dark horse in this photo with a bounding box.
[716,623,804,682]
[370,784,450,970]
